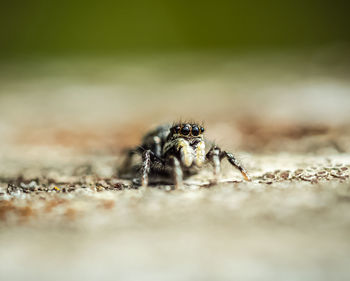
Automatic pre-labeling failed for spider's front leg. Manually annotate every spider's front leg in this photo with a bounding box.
[170,156,183,189]
[206,145,251,181]
[206,146,221,179]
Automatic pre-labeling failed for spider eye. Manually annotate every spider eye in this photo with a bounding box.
[191,125,199,136]
[181,125,190,135]
[174,126,180,133]
[200,127,205,133]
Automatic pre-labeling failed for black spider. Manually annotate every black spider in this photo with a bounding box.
[119,122,250,188]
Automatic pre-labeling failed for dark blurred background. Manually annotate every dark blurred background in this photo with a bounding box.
[1,0,349,57]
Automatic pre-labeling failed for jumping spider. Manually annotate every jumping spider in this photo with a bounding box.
[119,122,250,188]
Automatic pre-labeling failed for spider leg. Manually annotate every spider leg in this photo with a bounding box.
[206,145,251,181]
[206,146,221,179]
[170,156,183,189]
[220,150,251,181]
[141,150,152,187]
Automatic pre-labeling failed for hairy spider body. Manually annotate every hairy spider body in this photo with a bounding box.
[119,122,250,188]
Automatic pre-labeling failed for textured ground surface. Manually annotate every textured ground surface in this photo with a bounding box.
[1,51,350,281]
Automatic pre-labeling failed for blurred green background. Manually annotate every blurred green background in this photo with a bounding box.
[1,0,349,57]
[1,0,350,131]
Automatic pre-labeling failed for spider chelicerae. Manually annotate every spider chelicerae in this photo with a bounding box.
[119,122,251,188]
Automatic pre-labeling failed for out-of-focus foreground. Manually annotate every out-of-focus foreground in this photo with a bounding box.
[0,50,350,281]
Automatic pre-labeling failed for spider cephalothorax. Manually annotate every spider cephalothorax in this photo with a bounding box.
[119,122,250,188]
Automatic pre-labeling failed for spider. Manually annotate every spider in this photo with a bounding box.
[119,122,251,188]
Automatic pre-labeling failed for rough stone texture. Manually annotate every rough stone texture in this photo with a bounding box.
[0,52,350,281]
